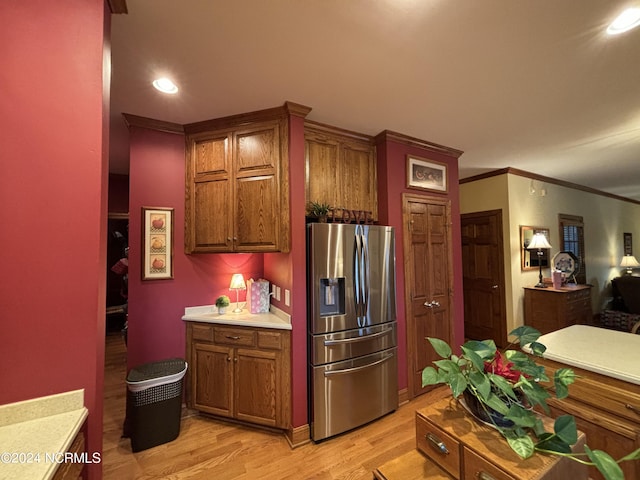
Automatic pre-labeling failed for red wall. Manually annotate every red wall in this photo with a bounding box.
[376,137,465,390]
[126,127,264,369]
[0,2,109,479]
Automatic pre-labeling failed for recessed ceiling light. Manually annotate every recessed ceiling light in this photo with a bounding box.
[152,77,179,94]
[607,7,640,35]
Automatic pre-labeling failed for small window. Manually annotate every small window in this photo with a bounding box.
[558,214,586,284]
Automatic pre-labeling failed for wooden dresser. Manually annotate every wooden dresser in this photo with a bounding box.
[523,284,592,334]
[374,397,587,480]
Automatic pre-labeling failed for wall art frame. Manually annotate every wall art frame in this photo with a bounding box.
[406,155,448,193]
[624,232,632,256]
[142,206,174,280]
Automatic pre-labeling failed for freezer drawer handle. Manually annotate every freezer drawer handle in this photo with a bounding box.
[323,353,394,377]
[426,432,449,455]
[323,328,392,346]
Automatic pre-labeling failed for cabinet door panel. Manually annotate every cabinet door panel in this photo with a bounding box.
[234,348,278,427]
[340,143,377,217]
[235,123,279,177]
[194,135,230,177]
[193,343,233,417]
[236,175,278,251]
[305,136,341,208]
[193,180,232,251]
[548,400,639,480]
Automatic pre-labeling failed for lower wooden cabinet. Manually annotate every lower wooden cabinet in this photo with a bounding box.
[536,356,640,480]
[186,322,291,429]
[52,431,85,480]
[524,285,592,334]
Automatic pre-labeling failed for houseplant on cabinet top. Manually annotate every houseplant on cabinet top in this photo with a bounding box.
[422,326,640,480]
[307,201,331,222]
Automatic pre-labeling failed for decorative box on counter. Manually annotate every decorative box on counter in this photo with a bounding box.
[246,278,271,314]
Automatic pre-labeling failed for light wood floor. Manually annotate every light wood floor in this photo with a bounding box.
[102,333,448,479]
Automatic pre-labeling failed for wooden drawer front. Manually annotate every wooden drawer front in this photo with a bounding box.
[567,288,591,300]
[257,330,282,350]
[540,358,640,425]
[416,413,461,479]
[214,327,256,347]
[191,324,214,342]
[463,447,515,480]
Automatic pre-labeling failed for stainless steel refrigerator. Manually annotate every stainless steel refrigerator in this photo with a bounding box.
[307,223,398,441]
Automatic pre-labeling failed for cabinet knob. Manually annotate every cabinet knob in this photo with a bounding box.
[424,300,441,308]
[234,357,238,363]
[226,357,231,362]
[426,432,449,455]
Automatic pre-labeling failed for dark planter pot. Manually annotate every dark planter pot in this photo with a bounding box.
[462,389,517,428]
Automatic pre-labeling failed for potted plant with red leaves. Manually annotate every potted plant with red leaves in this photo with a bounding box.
[422,326,640,480]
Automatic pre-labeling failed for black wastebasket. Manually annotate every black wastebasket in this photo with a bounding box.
[123,358,188,452]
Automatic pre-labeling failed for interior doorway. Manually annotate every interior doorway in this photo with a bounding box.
[461,210,507,347]
[106,213,129,334]
[402,194,453,398]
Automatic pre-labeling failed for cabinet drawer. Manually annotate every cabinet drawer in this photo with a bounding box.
[416,413,461,479]
[538,357,640,425]
[214,327,256,347]
[257,330,283,350]
[191,324,214,342]
[463,447,514,480]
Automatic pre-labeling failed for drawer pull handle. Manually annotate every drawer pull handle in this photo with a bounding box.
[476,472,497,480]
[426,433,449,455]
[225,335,241,340]
[625,403,640,416]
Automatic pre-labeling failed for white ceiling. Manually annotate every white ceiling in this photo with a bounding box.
[109,0,640,201]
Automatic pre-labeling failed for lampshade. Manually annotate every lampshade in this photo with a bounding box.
[527,233,551,250]
[229,273,246,290]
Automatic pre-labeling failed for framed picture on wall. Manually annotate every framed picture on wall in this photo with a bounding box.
[142,206,174,280]
[406,155,448,193]
[624,232,632,255]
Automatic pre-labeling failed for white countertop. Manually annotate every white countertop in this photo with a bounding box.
[527,325,640,385]
[0,390,88,480]
[182,304,292,330]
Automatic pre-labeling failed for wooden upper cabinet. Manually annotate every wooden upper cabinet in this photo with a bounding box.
[305,122,378,221]
[185,109,291,253]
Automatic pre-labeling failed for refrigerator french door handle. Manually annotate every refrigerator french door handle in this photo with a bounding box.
[322,353,395,377]
[353,231,362,317]
[323,328,393,346]
[361,230,370,317]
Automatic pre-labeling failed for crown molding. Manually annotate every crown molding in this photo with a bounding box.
[461,167,640,205]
